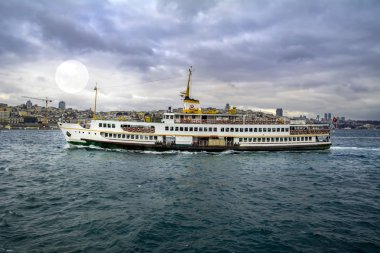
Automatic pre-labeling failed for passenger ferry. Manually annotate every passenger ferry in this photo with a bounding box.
[58,68,331,151]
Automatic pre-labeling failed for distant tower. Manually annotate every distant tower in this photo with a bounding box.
[225,103,230,111]
[276,108,283,117]
[58,101,66,110]
[327,113,332,120]
[324,113,328,121]
[316,115,320,121]
[26,100,32,110]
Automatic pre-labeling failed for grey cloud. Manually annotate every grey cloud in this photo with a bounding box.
[0,0,379,119]
[34,12,154,56]
[36,76,46,82]
[0,32,35,55]
[156,0,217,17]
[35,12,106,52]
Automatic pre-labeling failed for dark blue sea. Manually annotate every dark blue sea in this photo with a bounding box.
[0,130,379,252]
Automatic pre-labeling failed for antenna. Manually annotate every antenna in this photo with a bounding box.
[93,83,98,120]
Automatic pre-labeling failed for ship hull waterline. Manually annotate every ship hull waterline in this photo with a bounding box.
[68,139,332,152]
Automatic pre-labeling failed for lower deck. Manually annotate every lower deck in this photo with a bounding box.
[70,138,331,152]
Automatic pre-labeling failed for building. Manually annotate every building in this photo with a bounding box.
[26,100,32,110]
[299,115,307,119]
[323,112,332,121]
[18,110,28,117]
[0,107,11,123]
[23,116,38,124]
[58,101,66,110]
[0,111,10,123]
[225,103,230,111]
[9,116,24,125]
[276,108,283,117]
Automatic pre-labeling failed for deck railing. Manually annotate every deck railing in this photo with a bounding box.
[290,129,330,135]
[122,127,155,133]
[174,119,288,125]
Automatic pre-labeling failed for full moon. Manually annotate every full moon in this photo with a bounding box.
[55,60,89,94]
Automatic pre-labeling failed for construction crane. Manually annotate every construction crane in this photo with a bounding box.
[22,96,53,125]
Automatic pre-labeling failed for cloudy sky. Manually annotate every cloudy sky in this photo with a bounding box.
[0,0,379,119]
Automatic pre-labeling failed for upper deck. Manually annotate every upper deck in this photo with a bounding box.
[162,112,287,125]
[159,112,330,135]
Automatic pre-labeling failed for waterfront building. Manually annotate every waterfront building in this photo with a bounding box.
[0,107,11,123]
[276,108,283,117]
[323,112,332,121]
[9,116,24,125]
[26,100,32,110]
[59,101,66,110]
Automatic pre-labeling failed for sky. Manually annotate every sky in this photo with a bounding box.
[0,0,379,120]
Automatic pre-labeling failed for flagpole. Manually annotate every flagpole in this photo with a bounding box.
[94,84,98,120]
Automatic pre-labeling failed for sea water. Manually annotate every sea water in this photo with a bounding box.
[0,130,379,252]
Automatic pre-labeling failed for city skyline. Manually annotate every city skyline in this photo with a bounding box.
[0,0,379,120]
[2,99,352,124]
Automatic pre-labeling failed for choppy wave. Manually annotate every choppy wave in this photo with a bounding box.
[331,146,380,151]
[1,129,380,252]
[333,137,380,139]
[64,141,380,154]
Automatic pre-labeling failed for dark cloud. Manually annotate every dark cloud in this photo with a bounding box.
[0,32,34,55]
[35,12,106,52]
[0,0,379,119]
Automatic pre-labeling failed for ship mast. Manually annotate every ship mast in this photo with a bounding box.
[182,66,201,114]
[185,66,192,99]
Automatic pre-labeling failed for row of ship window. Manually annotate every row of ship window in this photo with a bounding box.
[103,132,157,141]
[239,136,313,143]
[164,126,289,133]
[100,132,312,142]
[99,123,116,128]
